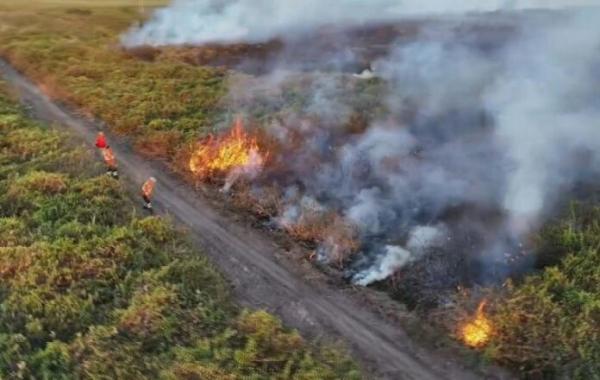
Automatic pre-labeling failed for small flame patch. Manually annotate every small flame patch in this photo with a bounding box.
[189,118,264,180]
[461,300,492,348]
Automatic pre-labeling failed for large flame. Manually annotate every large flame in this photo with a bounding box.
[189,118,264,180]
[461,300,492,348]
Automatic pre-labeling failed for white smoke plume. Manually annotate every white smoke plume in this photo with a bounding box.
[486,12,600,232]
[354,224,447,286]
[122,2,600,290]
[354,245,412,286]
[406,225,447,254]
[271,9,599,286]
[122,0,597,46]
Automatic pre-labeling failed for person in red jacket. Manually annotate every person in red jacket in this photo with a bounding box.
[102,146,118,178]
[141,177,156,210]
[95,132,107,149]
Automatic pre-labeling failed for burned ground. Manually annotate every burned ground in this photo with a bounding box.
[124,9,600,315]
[2,2,598,376]
[127,14,522,75]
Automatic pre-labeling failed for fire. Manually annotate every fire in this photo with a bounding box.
[461,300,493,348]
[189,118,264,180]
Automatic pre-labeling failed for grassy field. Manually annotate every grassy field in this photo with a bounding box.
[483,205,600,378]
[0,0,225,163]
[0,1,598,378]
[0,0,168,8]
[0,81,359,379]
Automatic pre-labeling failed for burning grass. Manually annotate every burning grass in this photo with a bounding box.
[188,117,266,181]
[429,204,600,378]
[0,1,226,156]
[2,3,599,377]
[0,73,360,380]
[0,1,383,280]
[180,112,366,270]
[460,300,492,348]
[484,204,600,378]
[186,117,362,267]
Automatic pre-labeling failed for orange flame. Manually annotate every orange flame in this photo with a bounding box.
[461,300,493,348]
[189,118,264,180]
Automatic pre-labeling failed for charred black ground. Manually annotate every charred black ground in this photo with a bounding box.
[124,9,600,309]
[126,12,531,75]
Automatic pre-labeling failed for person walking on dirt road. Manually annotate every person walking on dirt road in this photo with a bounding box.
[141,176,156,211]
[102,145,119,178]
[95,131,107,149]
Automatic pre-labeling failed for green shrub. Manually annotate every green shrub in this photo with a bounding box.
[488,204,600,379]
[0,68,359,379]
[117,285,179,346]
[30,341,74,380]
[0,217,28,246]
[0,333,32,376]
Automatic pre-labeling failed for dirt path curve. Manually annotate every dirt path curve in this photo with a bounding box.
[1,59,499,380]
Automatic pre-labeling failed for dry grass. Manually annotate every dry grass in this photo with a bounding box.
[0,0,168,10]
[0,59,360,380]
[0,0,226,161]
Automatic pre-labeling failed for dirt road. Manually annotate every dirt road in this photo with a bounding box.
[0,59,504,380]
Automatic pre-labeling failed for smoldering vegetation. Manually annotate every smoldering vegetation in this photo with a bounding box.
[123,3,600,307]
[123,0,596,47]
[125,17,517,76]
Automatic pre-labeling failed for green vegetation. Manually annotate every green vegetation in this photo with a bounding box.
[0,2,598,379]
[0,86,359,378]
[0,1,225,162]
[485,205,600,379]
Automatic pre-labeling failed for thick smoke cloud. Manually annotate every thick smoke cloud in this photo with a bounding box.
[242,9,599,286]
[122,2,600,289]
[122,0,596,46]
[486,12,600,230]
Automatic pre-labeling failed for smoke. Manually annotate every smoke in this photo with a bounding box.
[122,0,596,46]
[486,12,600,232]
[122,3,600,291]
[354,224,447,286]
[223,148,263,192]
[406,225,447,254]
[354,245,412,286]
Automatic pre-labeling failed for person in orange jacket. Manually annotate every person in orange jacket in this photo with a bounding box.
[95,131,107,149]
[141,176,156,210]
[102,146,118,178]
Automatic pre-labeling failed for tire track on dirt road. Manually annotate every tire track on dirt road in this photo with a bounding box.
[0,59,504,380]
